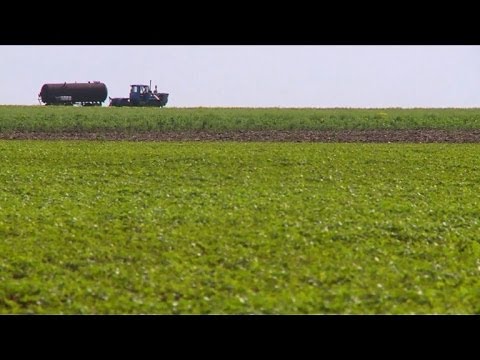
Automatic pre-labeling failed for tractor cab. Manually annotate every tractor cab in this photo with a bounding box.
[130,84,150,96]
[129,84,152,105]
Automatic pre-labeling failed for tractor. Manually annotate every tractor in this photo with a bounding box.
[109,81,168,107]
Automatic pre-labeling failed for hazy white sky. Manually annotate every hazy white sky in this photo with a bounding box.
[1,46,479,107]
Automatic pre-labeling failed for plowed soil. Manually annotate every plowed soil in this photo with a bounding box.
[3,129,480,142]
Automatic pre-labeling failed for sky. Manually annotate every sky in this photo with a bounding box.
[1,45,480,107]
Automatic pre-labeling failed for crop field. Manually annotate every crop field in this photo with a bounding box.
[1,140,480,314]
[2,106,480,133]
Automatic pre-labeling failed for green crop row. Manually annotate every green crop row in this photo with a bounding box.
[1,106,480,132]
[1,141,480,313]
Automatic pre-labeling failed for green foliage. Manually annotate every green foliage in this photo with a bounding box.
[1,141,480,313]
[2,106,480,132]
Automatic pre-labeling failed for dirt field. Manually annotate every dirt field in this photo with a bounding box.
[3,129,480,142]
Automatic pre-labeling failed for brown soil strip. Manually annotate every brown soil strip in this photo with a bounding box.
[2,130,480,142]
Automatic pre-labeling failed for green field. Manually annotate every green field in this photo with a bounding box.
[1,140,480,313]
[2,106,480,132]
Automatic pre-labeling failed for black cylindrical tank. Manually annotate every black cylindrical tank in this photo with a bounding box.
[39,82,108,104]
